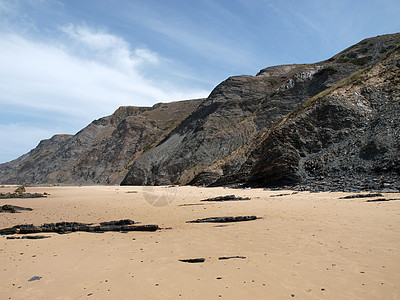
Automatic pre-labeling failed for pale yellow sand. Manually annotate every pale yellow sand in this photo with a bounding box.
[0,185,399,299]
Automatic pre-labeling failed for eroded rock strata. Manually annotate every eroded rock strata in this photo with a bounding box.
[1,33,400,188]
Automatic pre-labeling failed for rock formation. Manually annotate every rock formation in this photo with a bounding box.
[0,100,202,185]
[122,33,400,187]
[1,33,400,188]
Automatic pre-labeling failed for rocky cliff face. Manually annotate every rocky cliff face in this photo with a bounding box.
[122,33,400,187]
[244,44,400,187]
[2,33,399,187]
[0,100,202,184]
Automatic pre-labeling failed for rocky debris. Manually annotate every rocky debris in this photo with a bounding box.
[366,198,400,202]
[218,256,246,260]
[0,191,47,199]
[187,216,259,223]
[99,219,134,226]
[89,224,158,233]
[0,220,158,235]
[264,176,400,193]
[14,186,26,194]
[270,192,298,197]
[179,258,205,263]
[339,193,383,199]
[200,195,251,202]
[0,204,33,213]
[380,188,399,193]
[6,235,50,239]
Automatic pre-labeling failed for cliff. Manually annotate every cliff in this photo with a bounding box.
[1,33,399,188]
[122,33,400,187]
[0,100,202,184]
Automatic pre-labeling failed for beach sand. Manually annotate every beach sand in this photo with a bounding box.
[0,185,399,299]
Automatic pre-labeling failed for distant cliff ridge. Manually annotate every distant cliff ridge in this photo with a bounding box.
[1,33,400,188]
[0,100,203,184]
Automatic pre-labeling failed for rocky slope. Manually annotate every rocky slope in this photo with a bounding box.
[2,33,399,188]
[0,100,202,185]
[244,43,400,188]
[122,33,400,187]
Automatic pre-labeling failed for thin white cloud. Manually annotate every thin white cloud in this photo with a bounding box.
[0,27,208,116]
[60,24,159,72]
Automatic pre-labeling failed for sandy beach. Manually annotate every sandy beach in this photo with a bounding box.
[0,185,399,299]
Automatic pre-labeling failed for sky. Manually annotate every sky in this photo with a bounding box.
[0,0,399,163]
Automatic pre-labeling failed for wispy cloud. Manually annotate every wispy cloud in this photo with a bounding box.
[61,24,160,71]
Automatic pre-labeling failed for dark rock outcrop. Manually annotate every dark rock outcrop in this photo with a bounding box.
[200,195,250,202]
[366,198,400,202]
[179,258,206,263]
[122,33,400,187]
[0,192,47,199]
[242,41,400,188]
[218,256,246,260]
[0,220,158,235]
[6,235,50,239]
[339,193,383,199]
[0,204,33,213]
[187,216,259,223]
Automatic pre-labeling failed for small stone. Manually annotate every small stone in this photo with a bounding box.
[28,276,41,282]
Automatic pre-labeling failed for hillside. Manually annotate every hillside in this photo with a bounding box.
[122,33,400,187]
[244,43,400,189]
[1,33,399,188]
[0,100,203,184]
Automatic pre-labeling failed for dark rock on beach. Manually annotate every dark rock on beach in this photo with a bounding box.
[0,220,158,235]
[0,204,33,213]
[6,235,50,240]
[340,193,383,199]
[366,198,400,202]
[200,195,250,202]
[0,192,47,199]
[179,258,206,263]
[187,216,259,223]
[99,219,135,226]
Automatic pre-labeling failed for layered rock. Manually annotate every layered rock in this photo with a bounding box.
[2,33,400,188]
[0,100,202,185]
[245,44,400,187]
[122,33,400,186]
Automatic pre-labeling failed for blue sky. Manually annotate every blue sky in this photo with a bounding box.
[0,0,399,163]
